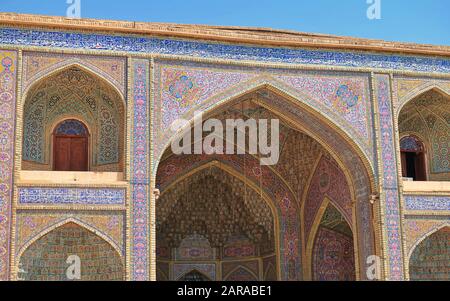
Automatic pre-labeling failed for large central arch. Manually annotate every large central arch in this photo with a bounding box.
[153,85,378,280]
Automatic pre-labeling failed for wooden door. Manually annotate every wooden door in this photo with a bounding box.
[53,136,88,171]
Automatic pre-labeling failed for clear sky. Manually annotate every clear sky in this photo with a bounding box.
[1,0,449,46]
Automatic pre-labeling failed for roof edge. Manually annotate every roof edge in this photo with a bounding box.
[1,12,450,57]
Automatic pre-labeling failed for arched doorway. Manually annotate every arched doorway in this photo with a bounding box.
[409,226,450,281]
[400,135,427,181]
[53,119,89,171]
[398,89,450,181]
[18,222,124,281]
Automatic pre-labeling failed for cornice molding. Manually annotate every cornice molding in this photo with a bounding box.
[1,12,450,57]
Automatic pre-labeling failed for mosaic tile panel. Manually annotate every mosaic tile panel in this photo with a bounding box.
[404,219,449,256]
[2,27,450,73]
[223,265,258,281]
[375,74,404,280]
[18,187,126,206]
[404,195,450,211]
[130,59,150,281]
[0,49,16,280]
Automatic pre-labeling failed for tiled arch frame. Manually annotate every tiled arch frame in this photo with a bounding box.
[16,60,127,173]
[152,83,379,280]
[14,217,125,280]
[406,222,450,280]
[156,159,285,280]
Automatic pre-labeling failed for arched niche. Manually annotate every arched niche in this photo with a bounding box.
[409,226,450,281]
[156,164,279,281]
[21,65,125,172]
[17,222,125,281]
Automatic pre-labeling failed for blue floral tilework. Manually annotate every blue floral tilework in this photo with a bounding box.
[1,27,450,73]
[18,187,126,206]
[404,195,450,211]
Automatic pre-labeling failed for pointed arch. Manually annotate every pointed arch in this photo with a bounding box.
[306,199,356,281]
[154,80,375,187]
[397,86,450,179]
[407,223,450,281]
[16,218,125,281]
[264,262,277,281]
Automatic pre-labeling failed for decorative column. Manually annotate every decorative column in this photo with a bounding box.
[129,58,151,280]
[374,74,405,280]
[0,50,17,280]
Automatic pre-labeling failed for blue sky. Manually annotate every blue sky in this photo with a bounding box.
[1,0,449,46]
